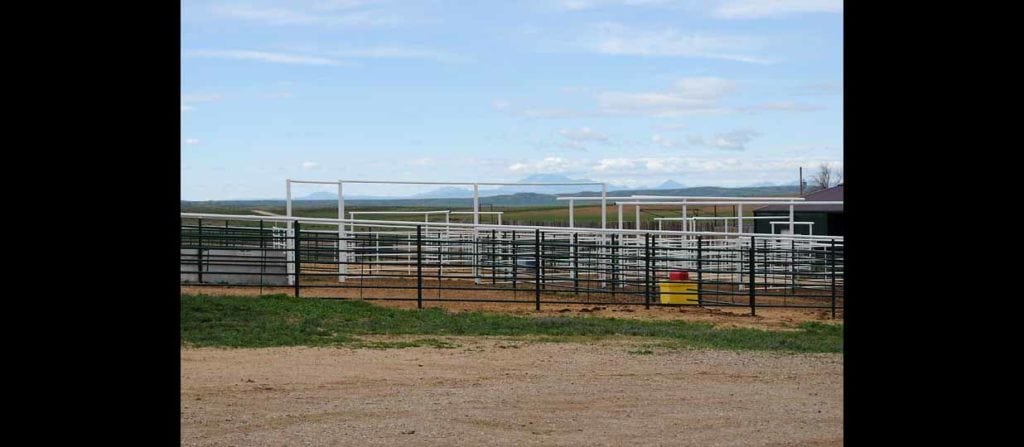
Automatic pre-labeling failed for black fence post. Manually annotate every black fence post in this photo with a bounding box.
[534,229,541,311]
[417,225,423,309]
[696,236,703,307]
[762,238,768,290]
[512,231,518,290]
[491,229,497,285]
[748,236,755,316]
[294,221,301,298]
[610,234,618,296]
[259,219,265,288]
[196,218,204,284]
[644,233,651,310]
[830,238,837,319]
[540,232,546,291]
[572,233,579,293]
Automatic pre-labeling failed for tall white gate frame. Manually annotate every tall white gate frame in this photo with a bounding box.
[286,179,608,283]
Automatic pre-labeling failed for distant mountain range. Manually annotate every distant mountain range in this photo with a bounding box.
[654,180,686,189]
[292,174,696,200]
[187,183,802,208]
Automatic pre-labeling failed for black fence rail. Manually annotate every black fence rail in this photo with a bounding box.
[181,216,844,317]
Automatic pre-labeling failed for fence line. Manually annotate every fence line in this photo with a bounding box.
[180,214,844,316]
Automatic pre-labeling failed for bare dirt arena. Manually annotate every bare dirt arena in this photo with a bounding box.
[182,337,842,446]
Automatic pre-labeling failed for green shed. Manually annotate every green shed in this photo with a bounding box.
[752,184,844,236]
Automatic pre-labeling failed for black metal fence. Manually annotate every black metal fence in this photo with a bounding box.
[181,216,844,317]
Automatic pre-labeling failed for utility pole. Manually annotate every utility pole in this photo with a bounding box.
[799,167,804,196]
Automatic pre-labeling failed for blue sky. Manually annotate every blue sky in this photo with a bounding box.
[181,0,843,200]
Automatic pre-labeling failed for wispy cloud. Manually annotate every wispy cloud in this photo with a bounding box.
[687,129,760,150]
[598,77,736,116]
[651,134,682,148]
[739,102,824,112]
[559,127,608,141]
[792,82,843,95]
[406,157,434,166]
[181,92,222,112]
[557,127,609,150]
[185,138,200,145]
[652,122,688,131]
[590,155,838,177]
[580,22,774,64]
[302,161,320,170]
[328,46,467,63]
[554,0,676,11]
[522,108,588,118]
[492,100,511,111]
[712,0,843,19]
[181,93,222,103]
[211,2,401,27]
[185,49,345,66]
[508,157,573,174]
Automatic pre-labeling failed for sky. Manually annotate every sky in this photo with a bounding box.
[181,0,843,200]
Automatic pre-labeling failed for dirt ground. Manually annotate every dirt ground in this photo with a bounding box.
[182,338,842,446]
[181,281,843,331]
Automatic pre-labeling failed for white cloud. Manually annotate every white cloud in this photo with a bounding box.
[554,0,676,11]
[652,122,688,131]
[492,100,511,111]
[594,158,641,172]
[185,49,345,66]
[687,129,760,150]
[739,102,824,112]
[598,77,736,116]
[558,127,608,142]
[713,0,842,19]
[406,157,434,166]
[521,108,586,118]
[185,138,200,145]
[651,134,682,148]
[181,93,222,103]
[592,155,835,175]
[301,161,320,170]
[508,157,573,174]
[329,46,466,62]
[793,82,843,95]
[583,22,773,64]
[180,105,194,112]
[262,91,295,99]
[556,127,609,150]
[211,2,400,27]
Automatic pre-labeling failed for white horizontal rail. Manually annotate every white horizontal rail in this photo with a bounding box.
[654,216,792,221]
[181,212,843,241]
[613,200,843,206]
[628,195,805,201]
[349,210,452,215]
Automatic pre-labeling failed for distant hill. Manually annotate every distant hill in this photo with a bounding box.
[184,184,802,209]
[298,191,337,200]
[409,186,475,199]
[654,180,686,190]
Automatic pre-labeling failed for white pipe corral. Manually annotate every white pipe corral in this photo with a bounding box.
[789,203,795,235]
[738,203,743,234]
[338,182,345,282]
[601,184,607,229]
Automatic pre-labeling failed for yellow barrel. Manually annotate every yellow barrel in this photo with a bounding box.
[659,281,698,304]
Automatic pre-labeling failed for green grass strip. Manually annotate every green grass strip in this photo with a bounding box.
[181,294,842,353]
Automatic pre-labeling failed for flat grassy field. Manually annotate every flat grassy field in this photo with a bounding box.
[181,294,842,353]
[181,202,752,229]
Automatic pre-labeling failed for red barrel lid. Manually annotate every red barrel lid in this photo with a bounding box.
[669,270,689,281]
